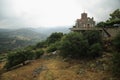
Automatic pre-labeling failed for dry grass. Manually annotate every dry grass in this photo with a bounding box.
[0,62,5,69]
[0,59,46,80]
[38,58,111,80]
[0,55,113,80]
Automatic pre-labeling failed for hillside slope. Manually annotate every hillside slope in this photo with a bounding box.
[0,28,47,53]
[9,28,46,41]
[0,53,114,80]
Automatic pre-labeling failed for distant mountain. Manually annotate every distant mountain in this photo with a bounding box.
[35,26,70,36]
[0,28,47,53]
[9,28,46,41]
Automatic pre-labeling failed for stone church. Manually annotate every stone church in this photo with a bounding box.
[70,12,120,38]
[74,12,95,28]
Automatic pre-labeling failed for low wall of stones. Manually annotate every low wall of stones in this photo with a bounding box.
[103,28,120,38]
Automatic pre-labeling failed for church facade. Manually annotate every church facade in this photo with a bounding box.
[74,12,95,28]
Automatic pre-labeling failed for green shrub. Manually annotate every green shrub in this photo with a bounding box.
[24,50,34,60]
[96,21,106,27]
[59,32,103,59]
[4,51,25,69]
[25,45,36,50]
[83,31,102,45]
[89,43,102,58]
[34,49,44,59]
[35,41,46,48]
[59,32,89,59]
[4,50,34,69]
[112,32,120,51]
[47,32,63,45]
[46,42,60,53]
[112,52,120,78]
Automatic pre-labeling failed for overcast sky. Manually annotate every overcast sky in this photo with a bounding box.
[0,0,120,29]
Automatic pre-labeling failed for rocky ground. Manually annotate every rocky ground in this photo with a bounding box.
[0,52,117,80]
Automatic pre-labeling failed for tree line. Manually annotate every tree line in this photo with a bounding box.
[96,9,120,28]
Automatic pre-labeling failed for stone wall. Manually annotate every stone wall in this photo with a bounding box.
[103,28,120,38]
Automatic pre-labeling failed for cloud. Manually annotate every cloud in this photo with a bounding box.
[0,0,120,29]
[76,0,120,21]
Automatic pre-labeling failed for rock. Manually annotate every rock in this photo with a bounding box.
[90,63,96,68]
[102,64,108,71]
[52,51,57,55]
[32,65,48,77]
[77,69,85,75]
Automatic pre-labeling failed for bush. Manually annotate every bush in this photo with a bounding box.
[34,49,44,59]
[46,42,60,53]
[47,32,63,45]
[112,32,120,78]
[35,41,46,48]
[96,21,106,27]
[24,50,34,60]
[25,45,36,50]
[4,49,44,69]
[112,52,120,78]
[112,32,120,51]
[89,43,102,58]
[4,50,26,69]
[83,31,102,45]
[46,44,57,53]
[59,32,89,59]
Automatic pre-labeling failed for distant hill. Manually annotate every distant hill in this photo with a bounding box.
[9,28,46,41]
[35,26,70,36]
[0,28,47,53]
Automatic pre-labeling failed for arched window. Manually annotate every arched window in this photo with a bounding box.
[87,24,90,28]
